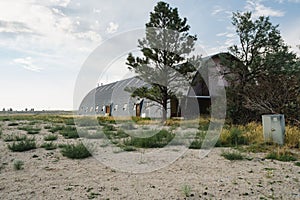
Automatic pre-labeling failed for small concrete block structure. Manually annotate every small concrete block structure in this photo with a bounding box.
[262,114,285,145]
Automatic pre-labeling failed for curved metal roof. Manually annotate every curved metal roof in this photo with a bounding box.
[78,76,147,116]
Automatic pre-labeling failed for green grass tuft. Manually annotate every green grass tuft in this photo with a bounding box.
[41,142,57,150]
[221,150,244,160]
[59,126,79,139]
[124,129,174,148]
[3,134,32,142]
[60,143,92,159]
[49,125,64,133]
[189,140,202,149]
[76,117,98,127]
[18,126,41,134]
[265,151,297,162]
[44,134,58,141]
[182,184,191,197]
[13,160,24,170]
[8,140,36,152]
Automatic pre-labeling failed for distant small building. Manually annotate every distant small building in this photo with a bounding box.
[78,53,231,118]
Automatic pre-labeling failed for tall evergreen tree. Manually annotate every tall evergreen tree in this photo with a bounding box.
[126,1,197,121]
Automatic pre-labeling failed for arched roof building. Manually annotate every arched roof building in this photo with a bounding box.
[78,53,232,118]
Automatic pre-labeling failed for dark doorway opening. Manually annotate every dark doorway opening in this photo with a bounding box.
[105,105,111,116]
[135,104,141,117]
[171,97,181,118]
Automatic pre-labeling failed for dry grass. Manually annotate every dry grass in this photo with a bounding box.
[219,122,300,149]
[285,125,300,148]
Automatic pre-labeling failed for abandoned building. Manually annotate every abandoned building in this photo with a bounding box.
[78,53,229,118]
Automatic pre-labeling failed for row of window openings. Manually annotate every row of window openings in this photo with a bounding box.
[83,103,151,112]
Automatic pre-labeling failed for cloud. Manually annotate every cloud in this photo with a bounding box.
[276,0,300,3]
[216,32,235,38]
[74,31,101,42]
[48,0,71,7]
[106,22,119,34]
[245,0,285,18]
[211,6,224,16]
[211,5,232,21]
[0,20,35,34]
[0,0,104,68]
[14,57,42,72]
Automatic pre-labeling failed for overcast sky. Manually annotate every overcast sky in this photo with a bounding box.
[0,0,299,110]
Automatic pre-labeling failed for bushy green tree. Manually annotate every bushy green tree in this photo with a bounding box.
[221,12,300,124]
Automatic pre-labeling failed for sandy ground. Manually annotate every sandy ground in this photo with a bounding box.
[0,120,299,199]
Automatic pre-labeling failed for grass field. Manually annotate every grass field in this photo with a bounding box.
[0,112,299,199]
[0,113,299,158]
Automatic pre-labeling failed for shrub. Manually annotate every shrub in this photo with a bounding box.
[44,125,52,129]
[41,142,57,150]
[49,125,64,133]
[76,117,98,127]
[221,151,244,160]
[229,127,248,146]
[122,146,136,151]
[220,127,248,147]
[124,129,174,148]
[13,160,24,170]
[131,116,150,124]
[3,134,32,142]
[102,124,116,132]
[265,150,297,162]
[295,162,300,167]
[59,126,79,139]
[8,122,19,126]
[189,140,202,149]
[244,143,271,153]
[18,126,41,134]
[44,134,58,141]
[116,129,128,139]
[164,119,181,127]
[97,116,116,125]
[28,121,38,125]
[8,140,36,152]
[0,117,10,121]
[64,118,75,125]
[60,143,92,159]
[3,135,14,142]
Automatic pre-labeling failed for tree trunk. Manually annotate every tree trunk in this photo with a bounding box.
[162,96,168,123]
